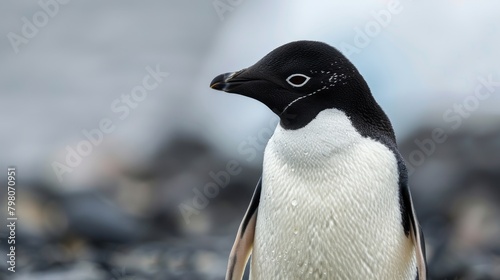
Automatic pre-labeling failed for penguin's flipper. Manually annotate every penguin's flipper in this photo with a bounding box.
[226,179,262,280]
[402,186,427,280]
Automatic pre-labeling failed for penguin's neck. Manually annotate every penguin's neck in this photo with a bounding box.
[268,108,363,167]
[278,88,395,143]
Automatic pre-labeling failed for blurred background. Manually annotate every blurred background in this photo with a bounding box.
[0,0,499,279]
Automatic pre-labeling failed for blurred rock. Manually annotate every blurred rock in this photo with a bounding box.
[61,190,147,244]
[400,118,500,280]
[12,262,106,280]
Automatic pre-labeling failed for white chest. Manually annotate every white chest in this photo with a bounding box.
[251,109,416,280]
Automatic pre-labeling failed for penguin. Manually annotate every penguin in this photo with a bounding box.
[210,40,427,280]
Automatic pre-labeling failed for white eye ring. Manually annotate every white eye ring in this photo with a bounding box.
[286,73,310,87]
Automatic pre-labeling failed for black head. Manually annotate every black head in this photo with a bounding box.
[210,40,395,140]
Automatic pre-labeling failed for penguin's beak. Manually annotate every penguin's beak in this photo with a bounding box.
[210,68,291,116]
[210,69,256,92]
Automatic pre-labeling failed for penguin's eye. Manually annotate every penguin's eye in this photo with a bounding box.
[286,74,310,87]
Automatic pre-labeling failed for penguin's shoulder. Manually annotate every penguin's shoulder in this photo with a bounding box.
[365,133,412,235]
[357,131,428,279]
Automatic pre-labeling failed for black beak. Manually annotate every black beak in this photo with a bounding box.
[210,69,256,92]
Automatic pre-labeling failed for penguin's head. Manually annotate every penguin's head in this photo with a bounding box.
[210,40,381,130]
